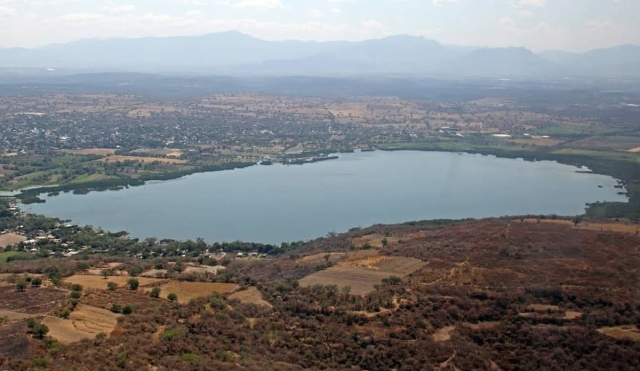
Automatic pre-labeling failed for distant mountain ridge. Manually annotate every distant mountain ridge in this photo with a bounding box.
[0,31,639,78]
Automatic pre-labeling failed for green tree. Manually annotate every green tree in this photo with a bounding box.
[46,266,61,285]
[110,304,122,313]
[31,277,42,287]
[382,275,402,285]
[167,293,178,302]
[76,261,90,271]
[32,324,49,339]
[16,279,28,292]
[149,287,161,298]
[107,281,118,291]
[127,278,139,291]
[70,284,82,292]
[122,305,133,315]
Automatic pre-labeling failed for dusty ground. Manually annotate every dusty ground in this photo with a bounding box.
[597,325,640,341]
[228,287,272,308]
[0,233,26,248]
[299,256,426,296]
[0,286,67,315]
[157,281,238,304]
[42,304,119,344]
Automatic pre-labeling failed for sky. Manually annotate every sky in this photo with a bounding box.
[0,0,637,52]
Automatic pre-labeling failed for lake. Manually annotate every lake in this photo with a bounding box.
[23,151,627,244]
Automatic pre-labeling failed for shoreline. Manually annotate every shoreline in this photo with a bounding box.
[4,146,635,220]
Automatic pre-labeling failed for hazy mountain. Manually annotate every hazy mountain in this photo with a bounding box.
[440,47,557,78]
[0,32,639,78]
[539,45,640,78]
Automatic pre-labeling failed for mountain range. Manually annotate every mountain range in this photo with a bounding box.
[0,31,639,78]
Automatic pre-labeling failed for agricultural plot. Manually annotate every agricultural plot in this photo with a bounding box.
[42,304,119,344]
[82,288,158,310]
[299,256,426,296]
[157,281,237,304]
[0,233,26,248]
[0,286,67,318]
[228,287,272,308]
[0,322,32,359]
[184,265,225,275]
[597,326,640,341]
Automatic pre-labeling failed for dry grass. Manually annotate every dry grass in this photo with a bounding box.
[63,274,163,290]
[297,252,346,263]
[0,286,67,314]
[61,148,116,156]
[0,309,34,321]
[184,265,225,275]
[98,155,186,164]
[352,234,400,248]
[0,233,26,248]
[563,311,582,320]
[82,288,158,310]
[528,304,561,312]
[299,256,426,296]
[433,326,455,342]
[140,269,168,278]
[228,287,272,308]
[463,322,501,330]
[521,218,639,234]
[597,325,640,341]
[338,256,390,268]
[510,138,564,146]
[43,304,119,344]
[157,281,238,304]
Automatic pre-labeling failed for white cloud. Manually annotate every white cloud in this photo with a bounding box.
[232,0,284,8]
[518,0,545,7]
[103,4,135,14]
[585,20,612,29]
[431,0,459,6]
[0,5,16,17]
[308,9,324,18]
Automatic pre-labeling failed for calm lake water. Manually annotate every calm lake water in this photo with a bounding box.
[23,151,627,244]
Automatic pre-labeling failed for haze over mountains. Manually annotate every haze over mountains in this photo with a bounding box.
[0,31,639,78]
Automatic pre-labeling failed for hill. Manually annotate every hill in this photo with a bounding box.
[1,217,640,370]
[1,32,640,77]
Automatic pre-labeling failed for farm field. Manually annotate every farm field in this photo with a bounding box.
[42,304,119,344]
[597,326,640,341]
[0,233,26,248]
[157,281,238,303]
[0,286,67,316]
[228,287,272,308]
[299,256,426,295]
[82,288,159,310]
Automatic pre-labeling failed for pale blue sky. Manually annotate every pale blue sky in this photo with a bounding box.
[0,0,637,52]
